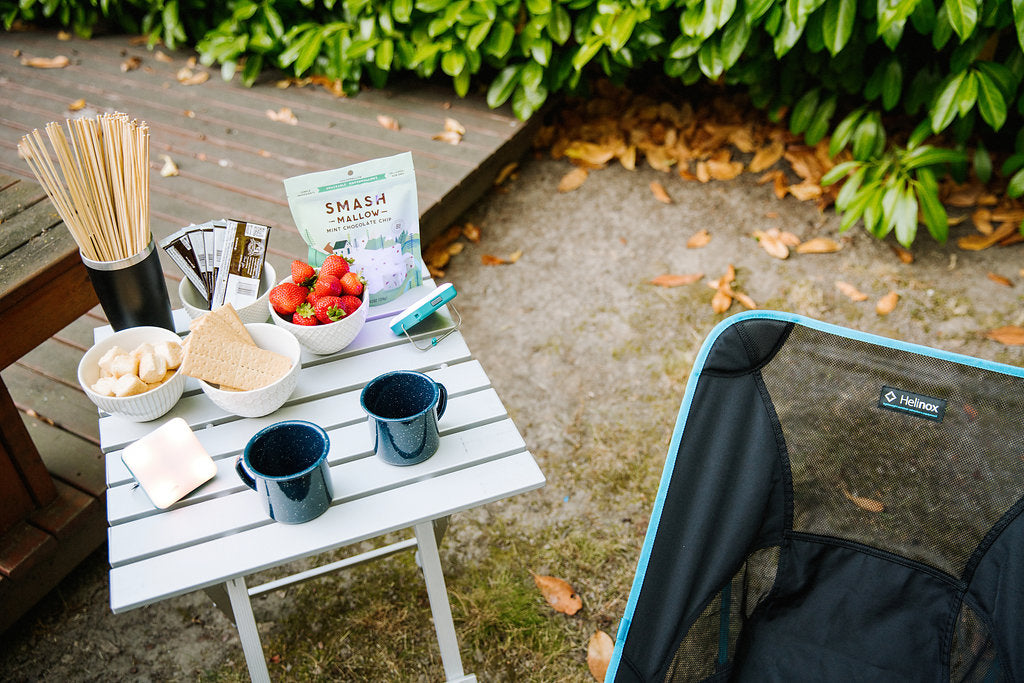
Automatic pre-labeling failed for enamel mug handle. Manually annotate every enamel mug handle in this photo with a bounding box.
[435,382,447,420]
[235,457,257,490]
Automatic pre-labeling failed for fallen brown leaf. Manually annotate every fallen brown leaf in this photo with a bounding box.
[695,160,710,183]
[565,141,616,167]
[587,631,614,681]
[990,207,1024,222]
[796,237,841,254]
[444,117,466,135]
[433,130,463,145]
[972,208,993,235]
[68,98,86,112]
[462,223,481,243]
[558,167,589,193]
[753,229,790,259]
[154,50,173,63]
[121,56,142,72]
[650,273,703,287]
[494,162,518,185]
[159,155,179,177]
[650,181,672,204]
[787,181,822,201]
[957,222,1018,250]
[876,291,899,315]
[57,31,72,41]
[711,288,732,313]
[891,245,914,263]
[836,281,868,302]
[986,326,1024,345]
[687,229,711,249]
[507,249,523,263]
[532,573,582,615]
[748,140,785,173]
[987,273,1013,287]
[176,67,209,85]
[732,290,757,309]
[21,55,70,69]
[842,485,885,512]
[266,107,298,125]
[376,114,400,131]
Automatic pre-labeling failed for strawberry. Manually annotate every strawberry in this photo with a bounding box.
[314,296,347,324]
[318,253,352,280]
[337,295,362,316]
[269,282,309,315]
[305,289,318,305]
[292,302,318,326]
[339,271,365,296]
[312,273,342,299]
[290,260,316,287]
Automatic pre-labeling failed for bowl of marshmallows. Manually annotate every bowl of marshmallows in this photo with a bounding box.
[77,326,186,422]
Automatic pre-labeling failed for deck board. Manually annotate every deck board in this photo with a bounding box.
[0,29,537,626]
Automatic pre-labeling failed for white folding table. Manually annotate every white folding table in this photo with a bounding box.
[99,284,546,682]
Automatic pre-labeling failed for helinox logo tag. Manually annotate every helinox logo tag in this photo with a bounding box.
[878,386,946,422]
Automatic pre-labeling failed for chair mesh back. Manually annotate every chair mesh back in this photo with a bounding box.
[763,325,1024,577]
[608,313,1024,683]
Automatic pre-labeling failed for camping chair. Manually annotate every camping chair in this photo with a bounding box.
[607,311,1024,682]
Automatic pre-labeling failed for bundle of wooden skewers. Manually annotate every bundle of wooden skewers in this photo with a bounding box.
[17,112,151,263]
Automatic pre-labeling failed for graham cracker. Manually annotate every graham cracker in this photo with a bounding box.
[188,303,253,345]
[180,332,292,390]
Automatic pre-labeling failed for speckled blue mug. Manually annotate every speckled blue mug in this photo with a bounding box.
[236,420,333,524]
[360,370,447,466]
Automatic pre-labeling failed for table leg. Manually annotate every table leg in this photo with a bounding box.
[224,576,271,683]
[413,520,477,683]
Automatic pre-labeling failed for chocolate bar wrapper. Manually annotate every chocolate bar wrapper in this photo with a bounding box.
[212,220,270,308]
[160,226,208,302]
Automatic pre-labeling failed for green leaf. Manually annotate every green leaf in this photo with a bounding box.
[294,30,325,76]
[973,143,992,183]
[821,160,859,185]
[417,0,448,12]
[821,0,855,55]
[975,69,1007,130]
[486,65,521,108]
[789,88,820,134]
[881,59,902,110]
[572,39,604,71]
[1007,167,1024,197]
[930,71,966,132]
[829,107,865,156]
[914,169,948,242]
[697,40,723,79]
[241,53,263,87]
[851,114,882,160]
[944,0,978,41]
[1015,0,1024,52]
[454,68,471,98]
[745,0,775,22]
[466,20,493,50]
[549,5,572,44]
[893,188,919,247]
[877,0,919,36]
[1001,152,1024,175]
[902,146,965,169]
[520,60,544,90]
[485,19,515,58]
[441,48,465,76]
[719,15,751,69]
[805,93,837,144]
[393,0,413,22]
[526,0,552,13]
[609,9,637,51]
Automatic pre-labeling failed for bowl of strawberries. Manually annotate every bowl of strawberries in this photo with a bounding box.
[268,254,368,355]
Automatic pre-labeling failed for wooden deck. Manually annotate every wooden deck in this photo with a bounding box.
[0,30,537,630]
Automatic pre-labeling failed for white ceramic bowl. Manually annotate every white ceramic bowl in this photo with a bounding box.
[197,323,301,418]
[78,326,186,422]
[268,276,368,355]
[178,262,275,325]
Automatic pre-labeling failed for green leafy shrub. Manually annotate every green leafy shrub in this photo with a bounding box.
[6,0,1024,245]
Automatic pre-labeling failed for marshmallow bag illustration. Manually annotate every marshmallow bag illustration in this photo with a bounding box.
[284,152,424,307]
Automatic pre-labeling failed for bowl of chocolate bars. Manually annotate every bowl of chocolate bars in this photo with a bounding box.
[163,219,275,325]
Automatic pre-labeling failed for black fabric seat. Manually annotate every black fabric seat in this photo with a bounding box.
[607,312,1024,682]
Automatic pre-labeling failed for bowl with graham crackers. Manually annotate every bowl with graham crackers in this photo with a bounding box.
[180,304,301,418]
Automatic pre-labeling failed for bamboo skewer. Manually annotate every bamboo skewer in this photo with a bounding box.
[16,112,152,263]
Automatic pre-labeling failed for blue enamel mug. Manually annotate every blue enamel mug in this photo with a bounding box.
[360,370,447,466]
[236,420,333,524]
